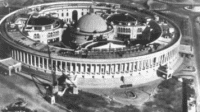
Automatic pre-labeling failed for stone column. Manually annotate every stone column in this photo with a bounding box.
[115,64,118,74]
[34,56,37,67]
[146,60,148,69]
[132,62,135,71]
[167,52,170,62]
[80,63,83,73]
[30,55,33,66]
[38,56,40,68]
[14,50,17,60]
[121,63,124,73]
[105,64,108,75]
[15,50,17,60]
[21,52,23,62]
[46,58,49,70]
[101,64,105,75]
[99,64,102,75]
[96,64,98,75]
[90,64,94,74]
[26,53,29,65]
[16,50,19,61]
[94,64,97,75]
[75,63,78,73]
[141,60,144,70]
[137,61,139,71]
[124,63,127,73]
[157,56,160,66]
[111,64,115,74]
[129,63,132,72]
[89,64,91,75]
[23,52,25,63]
[144,60,146,70]
[70,62,73,73]
[19,51,21,62]
[18,51,20,61]
[138,61,141,71]
[42,57,44,69]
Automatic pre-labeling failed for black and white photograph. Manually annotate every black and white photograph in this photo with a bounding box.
[0,0,198,111]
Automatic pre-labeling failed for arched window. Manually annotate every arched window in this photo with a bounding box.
[72,10,78,22]
[37,34,40,39]
[34,34,36,39]
[126,28,128,33]
[129,28,131,33]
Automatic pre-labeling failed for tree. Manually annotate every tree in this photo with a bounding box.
[144,78,182,112]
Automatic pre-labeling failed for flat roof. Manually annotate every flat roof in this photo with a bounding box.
[0,58,21,67]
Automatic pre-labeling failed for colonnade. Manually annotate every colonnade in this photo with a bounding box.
[11,45,179,78]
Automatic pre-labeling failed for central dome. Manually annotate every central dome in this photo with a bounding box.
[76,13,107,33]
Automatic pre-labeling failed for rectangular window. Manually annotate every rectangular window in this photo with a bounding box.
[34,27,42,30]
[137,28,143,32]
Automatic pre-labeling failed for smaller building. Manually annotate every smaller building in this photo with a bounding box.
[107,13,147,41]
[179,44,193,57]
[0,58,22,76]
[23,16,65,44]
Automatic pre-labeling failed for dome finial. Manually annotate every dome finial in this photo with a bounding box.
[89,5,94,14]
[89,0,95,14]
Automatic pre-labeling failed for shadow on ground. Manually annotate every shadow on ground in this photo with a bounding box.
[56,90,141,112]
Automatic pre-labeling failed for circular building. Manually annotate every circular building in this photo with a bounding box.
[21,16,64,44]
[0,1,182,88]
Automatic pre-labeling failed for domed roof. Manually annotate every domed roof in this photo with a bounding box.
[76,13,107,33]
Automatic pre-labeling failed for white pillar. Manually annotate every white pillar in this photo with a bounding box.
[143,60,145,70]
[23,52,25,63]
[46,58,49,70]
[124,63,127,72]
[129,63,132,72]
[111,64,115,74]
[42,57,44,69]
[34,56,37,67]
[17,50,19,61]
[75,63,78,73]
[115,64,118,73]
[141,60,144,70]
[121,63,124,73]
[80,63,83,73]
[14,50,17,60]
[95,64,98,74]
[38,56,40,68]
[138,61,141,71]
[19,51,21,61]
[70,62,73,73]
[132,62,135,71]
[30,55,33,66]
[26,53,29,64]
[149,59,152,68]
[16,50,18,61]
